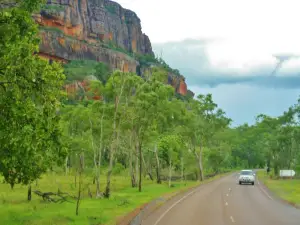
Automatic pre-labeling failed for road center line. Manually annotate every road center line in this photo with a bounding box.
[151,175,231,225]
[230,216,235,223]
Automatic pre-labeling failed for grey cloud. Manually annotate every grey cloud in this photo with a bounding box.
[152,39,300,89]
[191,83,300,126]
[152,39,300,125]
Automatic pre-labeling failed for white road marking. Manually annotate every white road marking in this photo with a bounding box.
[225,202,228,206]
[152,188,199,225]
[226,193,229,196]
[151,174,232,225]
[230,216,235,223]
[258,183,273,200]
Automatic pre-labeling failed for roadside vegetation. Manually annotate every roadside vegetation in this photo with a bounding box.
[1,0,300,225]
[257,171,300,207]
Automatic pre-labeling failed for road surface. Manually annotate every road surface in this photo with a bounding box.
[141,173,300,225]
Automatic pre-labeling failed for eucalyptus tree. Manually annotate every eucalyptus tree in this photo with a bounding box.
[184,94,230,181]
[0,0,66,197]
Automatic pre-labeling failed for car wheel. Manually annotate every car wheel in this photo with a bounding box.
[252,182,254,185]
[239,181,242,185]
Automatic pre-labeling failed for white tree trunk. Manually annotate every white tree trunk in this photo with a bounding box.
[168,160,172,188]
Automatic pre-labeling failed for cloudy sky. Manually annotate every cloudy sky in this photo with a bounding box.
[116,0,300,126]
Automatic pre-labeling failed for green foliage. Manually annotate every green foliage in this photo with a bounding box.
[63,60,111,83]
[39,25,63,34]
[94,62,110,84]
[0,6,66,188]
[229,102,300,175]
[19,0,45,13]
[40,4,65,13]
[105,5,116,14]
[112,163,125,175]
[136,53,159,67]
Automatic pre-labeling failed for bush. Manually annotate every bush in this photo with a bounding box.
[112,163,125,175]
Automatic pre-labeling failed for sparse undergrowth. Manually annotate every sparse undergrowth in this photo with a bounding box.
[257,171,300,207]
[0,173,191,225]
[0,171,232,225]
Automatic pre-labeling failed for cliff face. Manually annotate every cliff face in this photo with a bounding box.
[30,0,190,96]
[33,0,152,72]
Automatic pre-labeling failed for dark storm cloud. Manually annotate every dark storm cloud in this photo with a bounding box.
[152,39,300,89]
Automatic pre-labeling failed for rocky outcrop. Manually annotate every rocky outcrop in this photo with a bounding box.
[65,75,102,100]
[33,0,154,73]
[1,0,190,96]
[32,0,191,96]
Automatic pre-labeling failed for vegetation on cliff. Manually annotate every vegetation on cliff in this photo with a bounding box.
[2,1,300,225]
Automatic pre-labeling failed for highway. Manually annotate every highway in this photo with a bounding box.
[141,173,300,225]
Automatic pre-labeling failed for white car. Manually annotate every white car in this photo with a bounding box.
[238,170,255,185]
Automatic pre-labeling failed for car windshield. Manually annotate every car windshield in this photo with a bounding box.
[240,171,252,175]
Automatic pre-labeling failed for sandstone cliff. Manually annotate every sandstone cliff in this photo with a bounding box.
[33,0,152,73]
[1,0,193,97]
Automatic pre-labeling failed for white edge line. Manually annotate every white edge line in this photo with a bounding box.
[152,174,231,225]
[153,188,198,225]
[230,216,235,223]
[257,181,273,200]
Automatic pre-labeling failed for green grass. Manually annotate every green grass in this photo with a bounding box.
[257,171,300,206]
[0,170,230,225]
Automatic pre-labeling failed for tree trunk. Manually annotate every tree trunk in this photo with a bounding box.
[27,184,32,201]
[129,131,136,187]
[96,108,105,198]
[138,142,142,192]
[76,153,84,216]
[181,156,184,182]
[104,111,122,198]
[104,145,115,198]
[90,116,102,198]
[168,160,172,188]
[82,152,85,170]
[135,143,139,185]
[95,147,102,198]
[65,156,69,176]
[104,77,125,198]
[142,152,153,180]
[198,145,204,181]
[154,144,161,184]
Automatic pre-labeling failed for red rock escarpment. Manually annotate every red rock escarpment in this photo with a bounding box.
[33,0,153,72]
[30,0,189,96]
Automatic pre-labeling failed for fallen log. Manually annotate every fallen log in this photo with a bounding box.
[33,190,76,203]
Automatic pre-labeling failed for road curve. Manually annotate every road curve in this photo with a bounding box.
[141,173,300,225]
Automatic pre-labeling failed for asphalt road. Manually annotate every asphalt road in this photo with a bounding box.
[141,173,300,225]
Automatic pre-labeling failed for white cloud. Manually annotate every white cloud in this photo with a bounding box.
[115,0,300,124]
[116,0,300,73]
